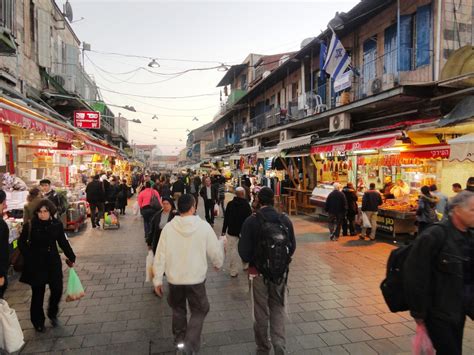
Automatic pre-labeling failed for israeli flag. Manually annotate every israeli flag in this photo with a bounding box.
[323,32,351,80]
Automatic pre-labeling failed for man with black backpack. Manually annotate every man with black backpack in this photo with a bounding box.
[400,191,474,355]
[239,187,296,355]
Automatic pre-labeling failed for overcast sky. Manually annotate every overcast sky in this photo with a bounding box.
[58,0,360,155]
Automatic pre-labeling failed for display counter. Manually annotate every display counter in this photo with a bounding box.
[310,184,335,215]
[376,198,418,238]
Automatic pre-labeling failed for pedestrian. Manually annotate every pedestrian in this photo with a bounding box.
[429,184,448,219]
[153,194,224,354]
[239,187,296,355]
[138,182,162,239]
[146,197,178,253]
[390,179,410,199]
[161,177,172,199]
[0,190,9,299]
[416,185,439,235]
[404,190,474,355]
[105,177,119,213]
[217,175,226,215]
[116,179,129,215]
[325,183,347,241]
[466,177,474,192]
[452,183,463,194]
[86,174,106,229]
[342,182,358,236]
[23,187,42,225]
[221,187,252,277]
[360,182,383,240]
[39,179,65,217]
[190,174,201,208]
[200,177,218,226]
[18,199,76,332]
[172,176,186,203]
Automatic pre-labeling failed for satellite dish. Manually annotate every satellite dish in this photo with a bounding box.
[63,1,74,22]
[279,55,290,66]
[300,37,316,49]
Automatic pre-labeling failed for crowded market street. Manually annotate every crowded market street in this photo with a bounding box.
[2,196,473,355]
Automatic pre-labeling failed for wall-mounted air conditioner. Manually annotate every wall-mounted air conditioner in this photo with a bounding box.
[329,113,351,132]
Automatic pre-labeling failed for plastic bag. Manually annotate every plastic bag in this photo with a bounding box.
[214,203,219,217]
[412,323,435,355]
[66,268,85,302]
[361,212,372,228]
[133,201,140,216]
[0,299,25,353]
[145,250,154,282]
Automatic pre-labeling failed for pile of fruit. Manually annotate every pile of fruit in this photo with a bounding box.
[380,200,417,212]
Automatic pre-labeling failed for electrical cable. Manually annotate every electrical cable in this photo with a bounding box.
[98,87,219,99]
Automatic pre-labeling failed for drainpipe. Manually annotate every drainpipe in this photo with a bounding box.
[434,0,442,81]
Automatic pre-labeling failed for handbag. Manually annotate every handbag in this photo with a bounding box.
[11,223,31,272]
[0,299,25,353]
[150,192,161,210]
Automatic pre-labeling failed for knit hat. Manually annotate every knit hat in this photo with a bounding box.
[258,187,274,205]
[161,196,176,210]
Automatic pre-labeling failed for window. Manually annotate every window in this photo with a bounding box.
[415,4,431,67]
[363,36,377,94]
[0,0,15,32]
[384,24,397,74]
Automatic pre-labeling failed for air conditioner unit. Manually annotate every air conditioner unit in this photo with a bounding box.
[382,73,396,91]
[52,74,66,87]
[279,130,294,142]
[329,113,351,132]
[253,138,259,147]
[368,77,383,96]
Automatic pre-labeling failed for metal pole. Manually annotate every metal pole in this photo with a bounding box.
[396,0,401,82]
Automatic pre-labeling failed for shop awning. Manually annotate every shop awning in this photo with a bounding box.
[448,133,474,162]
[83,140,117,156]
[256,148,280,159]
[400,145,450,159]
[310,132,401,154]
[439,96,474,127]
[0,99,75,141]
[239,145,260,155]
[229,155,241,160]
[277,135,313,151]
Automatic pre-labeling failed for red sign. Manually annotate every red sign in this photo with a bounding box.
[400,145,450,159]
[74,111,101,129]
[311,134,399,154]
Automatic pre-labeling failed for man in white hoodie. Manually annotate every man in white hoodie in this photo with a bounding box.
[153,194,224,354]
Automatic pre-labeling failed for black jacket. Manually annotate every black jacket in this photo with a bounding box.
[200,185,218,203]
[416,194,439,224]
[172,180,186,194]
[342,186,358,217]
[116,184,129,207]
[106,184,120,203]
[325,190,347,215]
[146,209,178,253]
[86,180,105,204]
[18,218,76,286]
[404,220,474,323]
[239,206,296,268]
[362,190,383,212]
[222,197,252,236]
[0,219,9,278]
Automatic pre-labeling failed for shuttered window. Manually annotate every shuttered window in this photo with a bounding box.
[37,7,51,68]
[399,15,413,71]
[384,24,397,74]
[416,4,431,67]
[0,0,15,32]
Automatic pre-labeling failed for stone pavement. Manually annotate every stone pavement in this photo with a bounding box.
[4,198,474,354]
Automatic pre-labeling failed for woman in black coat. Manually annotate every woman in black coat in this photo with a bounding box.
[116,179,129,215]
[146,197,178,253]
[19,199,76,332]
[342,182,359,236]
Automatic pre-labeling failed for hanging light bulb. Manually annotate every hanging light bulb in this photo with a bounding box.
[217,63,229,72]
[148,59,160,68]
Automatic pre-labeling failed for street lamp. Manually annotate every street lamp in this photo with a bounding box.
[217,63,229,72]
[152,115,159,120]
[148,59,160,68]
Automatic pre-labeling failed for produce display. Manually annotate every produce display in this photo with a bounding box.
[380,199,417,212]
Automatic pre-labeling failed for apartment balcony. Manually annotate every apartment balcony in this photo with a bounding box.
[50,63,98,102]
[215,88,247,118]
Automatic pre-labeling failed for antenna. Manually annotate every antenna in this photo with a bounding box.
[63,1,74,22]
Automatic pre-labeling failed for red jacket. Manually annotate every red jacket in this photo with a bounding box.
[138,188,161,208]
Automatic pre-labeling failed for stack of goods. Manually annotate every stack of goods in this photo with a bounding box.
[380,199,417,212]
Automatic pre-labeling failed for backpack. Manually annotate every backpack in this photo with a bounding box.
[380,223,448,313]
[150,192,161,210]
[255,211,292,285]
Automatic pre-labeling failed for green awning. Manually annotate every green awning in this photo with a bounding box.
[0,29,16,55]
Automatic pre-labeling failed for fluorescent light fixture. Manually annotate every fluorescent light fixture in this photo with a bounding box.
[353,149,377,154]
[382,147,405,152]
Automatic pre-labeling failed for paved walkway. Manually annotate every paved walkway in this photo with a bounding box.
[4,198,474,354]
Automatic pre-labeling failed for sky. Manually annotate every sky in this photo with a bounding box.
[57,0,360,155]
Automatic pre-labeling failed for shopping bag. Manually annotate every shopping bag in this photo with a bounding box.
[361,212,372,228]
[132,201,140,216]
[66,268,85,302]
[213,203,220,217]
[145,250,154,282]
[0,299,25,353]
[412,323,435,355]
